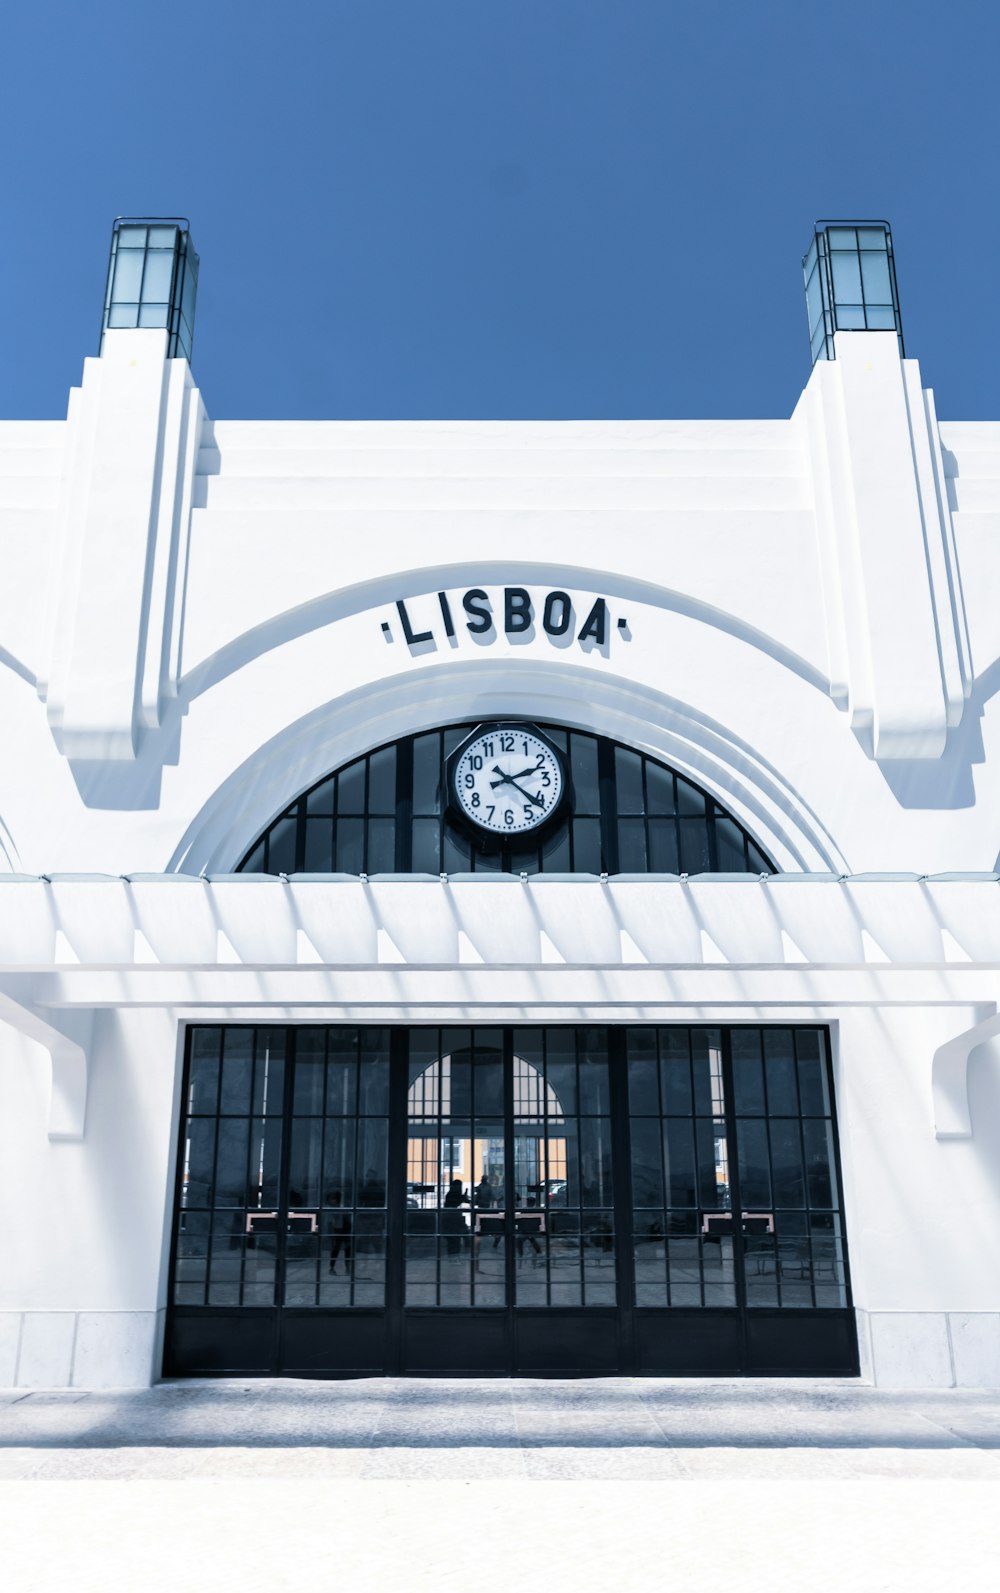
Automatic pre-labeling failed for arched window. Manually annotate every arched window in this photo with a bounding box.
[237,723,775,877]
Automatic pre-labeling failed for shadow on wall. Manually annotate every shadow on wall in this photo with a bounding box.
[68,709,184,811]
[872,656,1000,816]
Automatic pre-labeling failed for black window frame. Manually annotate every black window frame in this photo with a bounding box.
[237,723,776,878]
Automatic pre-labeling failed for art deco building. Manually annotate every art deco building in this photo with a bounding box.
[2,220,999,1389]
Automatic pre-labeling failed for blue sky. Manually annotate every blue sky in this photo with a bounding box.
[3,0,998,420]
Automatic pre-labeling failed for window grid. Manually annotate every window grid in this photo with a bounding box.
[626,1026,847,1311]
[803,221,903,365]
[238,724,775,878]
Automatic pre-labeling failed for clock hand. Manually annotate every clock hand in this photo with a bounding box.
[490,762,545,790]
[504,776,546,808]
[488,768,544,806]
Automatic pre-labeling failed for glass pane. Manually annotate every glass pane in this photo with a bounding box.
[140,250,174,301]
[647,819,678,871]
[411,817,440,872]
[411,734,442,815]
[138,304,169,328]
[796,1031,830,1115]
[107,304,139,328]
[769,1119,805,1206]
[306,778,335,816]
[214,1117,250,1205]
[111,248,144,301]
[442,823,472,873]
[630,1118,664,1205]
[335,818,364,873]
[323,1120,356,1203]
[571,817,602,873]
[645,762,675,815]
[187,1029,221,1114]
[247,1115,283,1208]
[732,1042,765,1115]
[737,1118,771,1209]
[836,305,867,330]
[764,1030,799,1115]
[368,817,395,872]
[663,1118,696,1207]
[679,821,711,873]
[617,817,647,871]
[661,1041,693,1116]
[219,1030,253,1113]
[615,747,644,813]
[367,746,396,814]
[357,1120,388,1206]
[627,1052,660,1115]
[860,250,892,304]
[252,1029,285,1115]
[802,1118,837,1207]
[304,818,333,871]
[181,1118,216,1207]
[337,761,365,814]
[675,780,705,817]
[356,1055,388,1121]
[266,813,297,874]
[714,816,747,871]
[569,735,600,812]
[288,1117,323,1207]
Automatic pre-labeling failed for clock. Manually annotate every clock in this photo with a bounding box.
[447,723,568,841]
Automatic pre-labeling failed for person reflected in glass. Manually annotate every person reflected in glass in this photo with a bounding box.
[442,1178,470,1257]
[474,1173,493,1273]
[327,1190,352,1276]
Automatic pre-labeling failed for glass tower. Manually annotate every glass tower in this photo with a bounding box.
[101,218,199,361]
[803,221,903,365]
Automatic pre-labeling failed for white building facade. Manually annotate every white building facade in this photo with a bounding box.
[2,222,1000,1389]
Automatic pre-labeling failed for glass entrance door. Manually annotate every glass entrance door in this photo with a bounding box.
[402,1027,620,1373]
[165,1024,857,1378]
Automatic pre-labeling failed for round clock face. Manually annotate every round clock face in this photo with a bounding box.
[450,725,566,838]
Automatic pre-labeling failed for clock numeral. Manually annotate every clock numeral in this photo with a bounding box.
[523,805,535,822]
[482,739,494,757]
[504,809,514,826]
[500,733,515,752]
[541,771,550,787]
[464,773,475,789]
[486,805,495,822]
[470,755,483,771]
[471,792,480,808]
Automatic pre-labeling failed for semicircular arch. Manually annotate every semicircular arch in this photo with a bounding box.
[168,658,849,876]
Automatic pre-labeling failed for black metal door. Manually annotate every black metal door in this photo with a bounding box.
[165,1023,857,1378]
[166,1026,393,1376]
[400,1027,620,1375]
[624,1026,858,1375]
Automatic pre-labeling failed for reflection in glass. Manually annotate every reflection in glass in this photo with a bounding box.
[627,1027,848,1310]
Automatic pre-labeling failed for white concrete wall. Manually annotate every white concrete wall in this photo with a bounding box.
[2,324,1000,1387]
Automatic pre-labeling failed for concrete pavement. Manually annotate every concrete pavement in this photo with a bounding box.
[2,1379,1000,1590]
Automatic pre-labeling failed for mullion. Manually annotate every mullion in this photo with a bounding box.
[788,1029,816,1308]
[204,1028,224,1304]
[720,1029,750,1345]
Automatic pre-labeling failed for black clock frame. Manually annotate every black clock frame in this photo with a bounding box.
[445,721,572,851]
